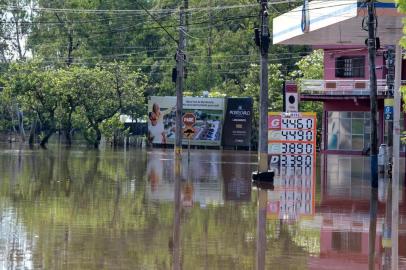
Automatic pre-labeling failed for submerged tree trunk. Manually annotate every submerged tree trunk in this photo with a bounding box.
[28,118,37,146]
[65,127,73,146]
[94,127,102,149]
[17,110,25,142]
[40,129,54,148]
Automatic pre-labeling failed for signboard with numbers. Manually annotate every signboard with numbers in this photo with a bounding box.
[268,112,317,169]
[267,112,316,220]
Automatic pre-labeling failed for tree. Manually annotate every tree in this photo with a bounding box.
[0,0,32,62]
[65,63,147,148]
[290,49,324,147]
[4,61,60,147]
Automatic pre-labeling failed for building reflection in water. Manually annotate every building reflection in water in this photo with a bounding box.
[255,160,317,269]
[146,150,406,269]
[146,150,254,206]
[146,149,255,269]
[317,155,406,269]
[255,154,406,269]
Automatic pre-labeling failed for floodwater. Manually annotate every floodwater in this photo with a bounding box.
[0,144,405,270]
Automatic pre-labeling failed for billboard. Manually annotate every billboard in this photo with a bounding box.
[222,97,253,147]
[147,96,225,146]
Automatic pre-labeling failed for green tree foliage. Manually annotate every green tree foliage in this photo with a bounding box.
[290,49,324,147]
[4,61,147,147]
[398,0,406,49]
[0,0,32,62]
[4,61,60,147]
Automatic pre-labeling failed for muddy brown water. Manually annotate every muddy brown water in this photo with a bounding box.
[0,144,405,269]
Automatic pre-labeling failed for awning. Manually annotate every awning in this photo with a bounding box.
[273,0,404,46]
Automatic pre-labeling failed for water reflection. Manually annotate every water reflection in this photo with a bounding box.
[172,159,181,270]
[319,155,406,269]
[0,208,33,269]
[256,189,267,270]
[1,145,406,269]
[146,150,254,206]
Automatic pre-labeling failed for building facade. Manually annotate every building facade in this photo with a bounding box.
[300,46,406,154]
[273,0,406,155]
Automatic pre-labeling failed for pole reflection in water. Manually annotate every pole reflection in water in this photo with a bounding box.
[392,168,399,270]
[256,188,268,270]
[173,158,182,270]
[382,178,392,270]
[368,187,378,270]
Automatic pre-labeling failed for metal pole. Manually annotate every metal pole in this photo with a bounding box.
[391,43,401,270]
[367,0,378,188]
[188,137,190,162]
[175,8,186,159]
[259,0,270,173]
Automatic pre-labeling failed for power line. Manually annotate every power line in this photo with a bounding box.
[133,1,178,45]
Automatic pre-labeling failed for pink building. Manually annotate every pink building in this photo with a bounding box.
[273,1,406,155]
[301,46,406,154]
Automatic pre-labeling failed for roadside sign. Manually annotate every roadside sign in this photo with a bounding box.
[268,112,317,170]
[183,127,195,139]
[267,112,317,221]
[384,98,394,121]
[182,113,196,127]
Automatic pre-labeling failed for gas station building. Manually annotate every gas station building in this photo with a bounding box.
[273,0,405,155]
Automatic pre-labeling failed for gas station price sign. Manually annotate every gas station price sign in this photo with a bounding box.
[268,112,317,168]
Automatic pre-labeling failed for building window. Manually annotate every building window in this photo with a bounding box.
[335,56,365,78]
[328,112,373,151]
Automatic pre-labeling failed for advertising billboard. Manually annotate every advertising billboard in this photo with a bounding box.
[222,97,253,147]
[147,96,225,146]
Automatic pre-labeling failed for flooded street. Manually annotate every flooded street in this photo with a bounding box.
[0,144,405,269]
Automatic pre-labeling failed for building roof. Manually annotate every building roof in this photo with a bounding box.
[273,0,404,46]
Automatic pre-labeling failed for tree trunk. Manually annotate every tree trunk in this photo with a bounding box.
[29,118,37,146]
[40,129,54,148]
[94,127,102,148]
[65,128,72,146]
[17,110,25,142]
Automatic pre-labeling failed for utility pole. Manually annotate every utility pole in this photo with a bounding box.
[175,7,186,159]
[385,46,395,167]
[258,0,270,173]
[391,43,402,270]
[367,0,378,188]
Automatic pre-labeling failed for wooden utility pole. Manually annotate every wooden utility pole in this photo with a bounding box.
[258,0,270,173]
[367,0,378,188]
[175,8,186,159]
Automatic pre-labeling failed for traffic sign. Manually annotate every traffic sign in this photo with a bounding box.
[182,113,196,127]
[183,127,195,139]
[384,99,394,120]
